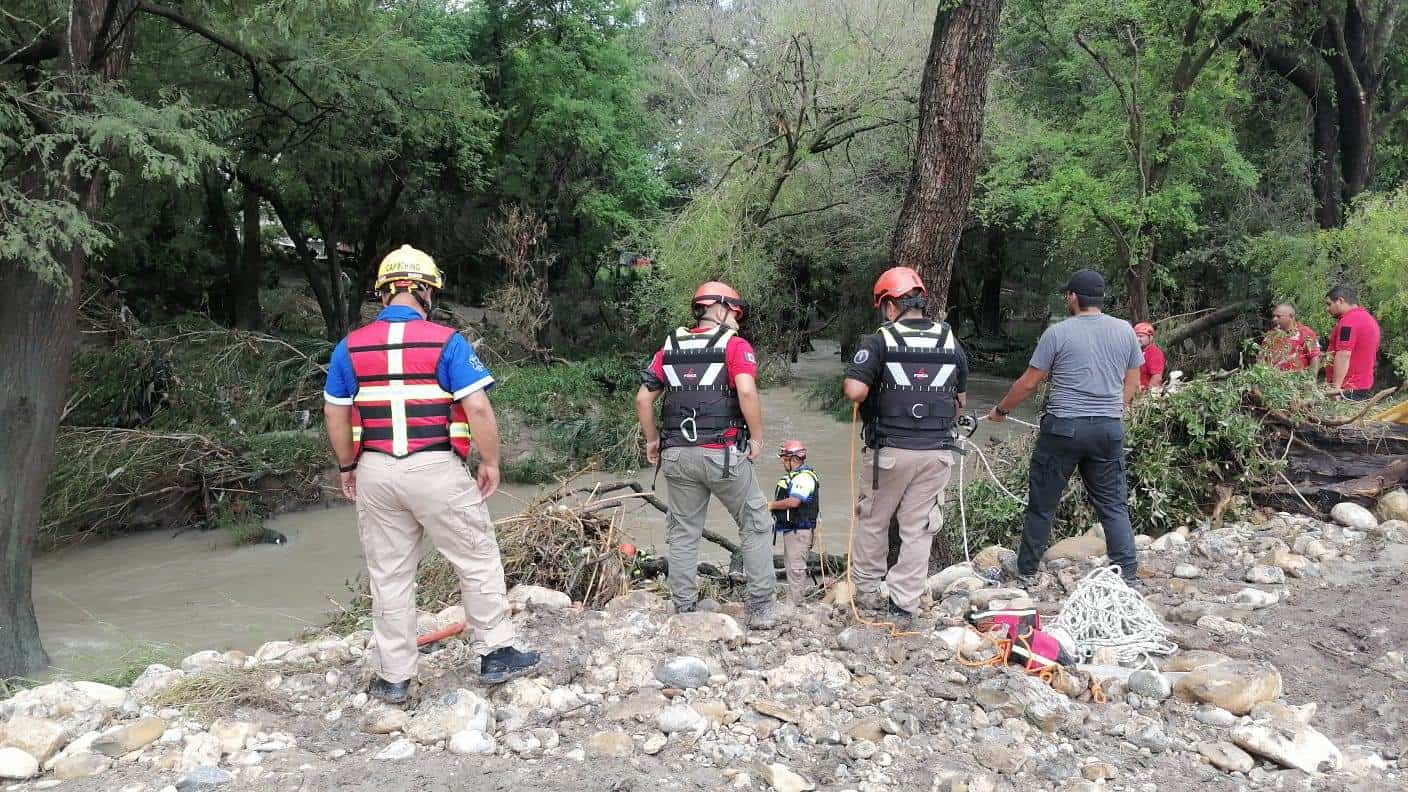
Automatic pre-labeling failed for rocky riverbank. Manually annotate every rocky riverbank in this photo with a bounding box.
[3,492,1406,792]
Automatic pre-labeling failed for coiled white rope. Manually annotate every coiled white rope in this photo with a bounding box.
[1047,566,1176,668]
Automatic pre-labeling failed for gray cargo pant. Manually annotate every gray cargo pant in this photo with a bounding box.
[660,445,777,610]
[853,447,955,613]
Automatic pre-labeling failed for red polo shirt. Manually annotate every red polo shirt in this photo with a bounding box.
[1263,324,1320,372]
[1139,343,1165,390]
[647,328,758,448]
[1328,307,1381,390]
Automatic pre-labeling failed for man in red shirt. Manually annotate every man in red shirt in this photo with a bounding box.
[1134,323,1164,391]
[1325,286,1381,400]
[635,281,780,627]
[1260,303,1320,372]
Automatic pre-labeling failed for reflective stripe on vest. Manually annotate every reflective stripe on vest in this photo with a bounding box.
[347,320,471,459]
[659,326,744,448]
[864,321,961,449]
[773,467,820,531]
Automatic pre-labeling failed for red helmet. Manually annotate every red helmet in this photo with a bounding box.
[779,439,807,459]
[692,281,746,318]
[1133,322,1155,337]
[873,267,927,308]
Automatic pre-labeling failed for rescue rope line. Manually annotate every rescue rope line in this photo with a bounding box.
[1047,566,1176,669]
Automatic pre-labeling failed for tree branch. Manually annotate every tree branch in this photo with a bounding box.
[757,200,848,226]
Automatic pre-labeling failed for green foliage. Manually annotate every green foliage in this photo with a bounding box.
[1247,188,1408,375]
[493,357,643,474]
[804,374,855,423]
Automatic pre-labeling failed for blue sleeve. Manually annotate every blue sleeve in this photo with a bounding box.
[323,339,357,404]
[439,333,495,399]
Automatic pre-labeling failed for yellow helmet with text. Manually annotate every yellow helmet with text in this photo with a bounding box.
[374,245,443,293]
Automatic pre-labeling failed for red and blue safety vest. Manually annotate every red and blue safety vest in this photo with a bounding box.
[348,319,470,459]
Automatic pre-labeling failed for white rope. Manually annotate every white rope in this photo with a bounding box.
[1048,566,1176,668]
[956,439,969,563]
[952,411,1037,563]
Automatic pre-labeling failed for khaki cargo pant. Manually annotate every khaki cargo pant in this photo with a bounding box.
[780,529,814,604]
[661,446,777,610]
[356,451,515,683]
[852,447,955,613]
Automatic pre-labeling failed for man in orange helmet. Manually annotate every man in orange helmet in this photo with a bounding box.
[769,440,821,604]
[1133,323,1164,391]
[635,282,781,627]
[323,246,539,704]
[842,267,968,629]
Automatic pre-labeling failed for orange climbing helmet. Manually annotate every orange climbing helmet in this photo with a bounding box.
[1133,322,1156,337]
[779,439,807,459]
[692,281,746,319]
[873,267,927,308]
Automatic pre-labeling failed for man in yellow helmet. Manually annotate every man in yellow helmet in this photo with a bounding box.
[323,245,538,703]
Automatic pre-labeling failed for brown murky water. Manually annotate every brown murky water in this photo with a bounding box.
[34,341,1029,676]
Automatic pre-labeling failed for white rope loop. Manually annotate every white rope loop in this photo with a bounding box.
[1048,566,1176,668]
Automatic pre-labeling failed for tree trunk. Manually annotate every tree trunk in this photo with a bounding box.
[235,185,263,330]
[201,170,240,324]
[978,226,1004,336]
[888,0,1004,316]
[1311,95,1343,229]
[1125,246,1153,323]
[0,0,138,678]
[1162,300,1254,348]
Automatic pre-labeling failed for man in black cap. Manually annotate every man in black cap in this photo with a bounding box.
[988,269,1144,587]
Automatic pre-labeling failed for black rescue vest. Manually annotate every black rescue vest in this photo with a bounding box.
[658,326,746,449]
[773,467,820,532]
[862,320,962,451]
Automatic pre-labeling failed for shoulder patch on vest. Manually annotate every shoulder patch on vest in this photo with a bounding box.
[852,349,870,365]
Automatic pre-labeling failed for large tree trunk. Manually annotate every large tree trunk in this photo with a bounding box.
[1126,248,1153,324]
[978,226,1004,336]
[0,0,137,678]
[1311,95,1343,229]
[888,0,1004,316]
[201,170,241,324]
[235,185,264,330]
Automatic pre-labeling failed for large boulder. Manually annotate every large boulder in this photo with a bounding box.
[1195,741,1254,774]
[1330,501,1378,531]
[1174,661,1282,715]
[93,717,166,757]
[0,681,96,720]
[1043,532,1106,562]
[507,585,572,613]
[0,747,39,780]
[406,689,492,744]
[70,682,128,710]
[1233,721,1341,774]
[1376,489,1408,523]
[926,563,977,596]
[655,656,711,689]
[974,673,1086,733]
[209,719,257,755]
[129,664,186,701]
[663,612,744,644]
[0,715,67,762]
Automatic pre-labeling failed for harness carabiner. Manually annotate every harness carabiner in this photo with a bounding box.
[679,412,699,444]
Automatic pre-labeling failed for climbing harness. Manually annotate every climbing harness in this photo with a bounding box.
[1047,566,1176,669]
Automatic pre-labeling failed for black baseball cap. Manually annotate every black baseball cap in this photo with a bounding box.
[1061,268,1105,298]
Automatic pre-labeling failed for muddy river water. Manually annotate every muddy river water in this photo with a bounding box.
[34,343,1028,677]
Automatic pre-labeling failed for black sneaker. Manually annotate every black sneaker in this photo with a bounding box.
[369,676,410,705]
[887,599,916,631]
[480,646,541,684]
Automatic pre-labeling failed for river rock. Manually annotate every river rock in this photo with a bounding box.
[406,689,492,744]
[503,731,542,756]
[1151,532,1187,552]
[974,674,1086,732]
[0,681,96,720]
[374,738,416,761]
[1175,661,1282,715]
[927,563,977,596]
[757,761,815,792]
[93,716,166,756]
[655,656,710,689]
[971,545,1015,576]
[1,715,67,763]
[209,719,256,755]
[1173,564,1202,579]
[1233,721,1342,773]
[52,752,111,780]
[447,730,496,756]
[0,747,40,780]
[175,765,233,790]
[584,730,634,759]
[606,692,667,723]
[663,612,743,644]
[180,650,228,674]
[180,733,222,772]
[656,703,707,734]
[943,576,988,596]
[129,665,185,701]
[935,627,990,658]
[641,733,667,755]
[1231,588,1279,609]
[70,682,127,710]
[364,706,408,735]
[1196,741,1254,773]
[1269,548,1311,578]
[969,587,1031,610]
[1044,532,1106,562]
[1244,565,1285,585]
[1331,501,1378,531]
[1377,489,1408,522]
[253,640,298,665]
[973,739,1025,774]
[1194,705,1238,728]
[1126,670,1172,700]
[495,678,549,711]
[765,653,851,689]
[507,584,572,613]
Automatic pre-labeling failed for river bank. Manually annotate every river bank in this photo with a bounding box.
[5,499,1406,790]
[33,341,1033,678]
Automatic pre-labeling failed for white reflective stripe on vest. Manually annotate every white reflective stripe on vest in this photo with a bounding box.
[661,328,734,388]
[387,323,408,455]
[880,325,957,387]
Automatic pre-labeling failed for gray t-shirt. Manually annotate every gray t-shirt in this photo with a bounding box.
[1029,313,1144,418]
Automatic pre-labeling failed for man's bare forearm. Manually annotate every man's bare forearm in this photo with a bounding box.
[635,386,660,444]
[1331,351,1351,389]
[323,404,356,466]
[461,392,500,468]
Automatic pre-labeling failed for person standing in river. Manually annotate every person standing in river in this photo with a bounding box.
[323,245,539,704]
[768,440,821,604]
[989,268,1142,589]
[842,267,968,630]
[634,281,781,628]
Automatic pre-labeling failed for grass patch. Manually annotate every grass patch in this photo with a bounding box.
[493,356,643,475]
[146,666,288,717]
[88,642,183,688]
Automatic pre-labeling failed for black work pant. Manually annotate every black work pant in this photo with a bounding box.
[1017,415,1138,581]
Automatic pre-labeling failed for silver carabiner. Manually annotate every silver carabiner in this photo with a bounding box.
[680,412,698,443]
